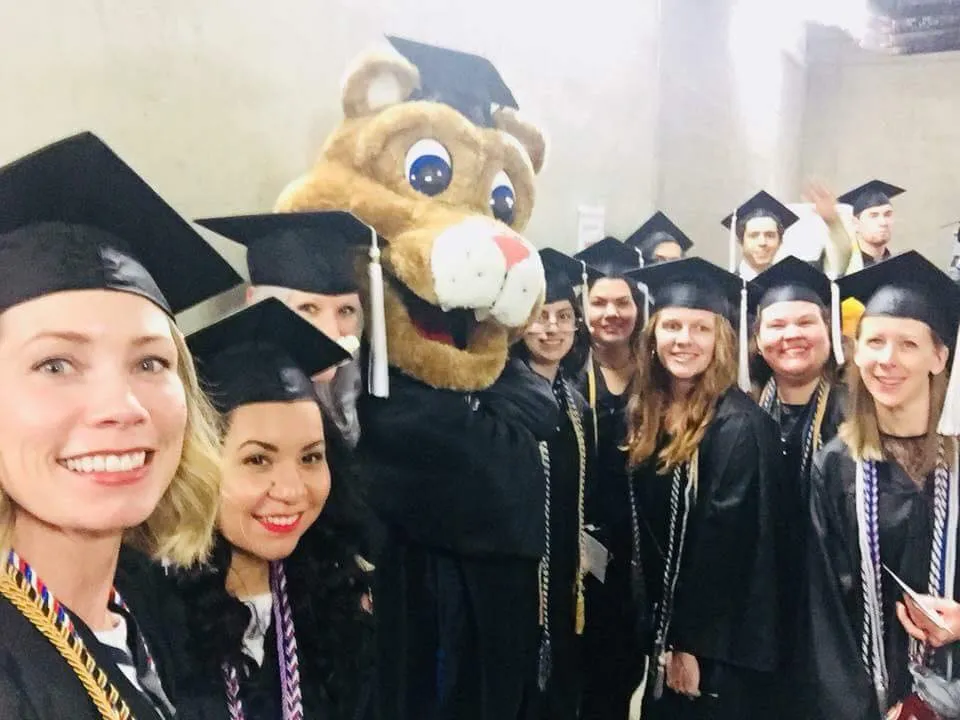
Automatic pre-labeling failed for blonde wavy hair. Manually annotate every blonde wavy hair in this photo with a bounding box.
[0,318,223,568]
[840,322,951,462]
[626,309,738,471]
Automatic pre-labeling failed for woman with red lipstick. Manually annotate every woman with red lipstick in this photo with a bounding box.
[807,252,960,720]
[510,248,594,720]
[624,258,782,720]
[171,298,373,720]
[0,133,238,719]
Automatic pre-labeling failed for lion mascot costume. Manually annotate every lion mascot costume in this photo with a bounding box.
[275,37,559,720]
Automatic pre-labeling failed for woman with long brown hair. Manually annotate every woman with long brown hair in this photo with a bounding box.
[808,251,960,720]
[625,258,782,719]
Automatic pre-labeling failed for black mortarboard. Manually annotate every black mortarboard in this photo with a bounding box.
[196,211,372,296]
[624,212,694,263]
[837,180,905,217]
[188,298,350,415]
[748,255,830,312]
[837,250,960,346]
[749,256,846,364]
[721,190,800,232]
[539,248,599,304]
[629,257,742,317]
[573,237,642,278]
[631,257,752,390]
[387,36,518,128]
[0,132,241,315]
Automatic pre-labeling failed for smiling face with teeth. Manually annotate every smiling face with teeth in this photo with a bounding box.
[219,399,330,563]
[0,290,188,538]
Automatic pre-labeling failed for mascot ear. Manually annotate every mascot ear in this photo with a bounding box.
[494,108,547,175]
[341,50,420,119]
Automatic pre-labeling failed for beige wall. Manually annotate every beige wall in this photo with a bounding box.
[0,0,662,328]
[653,0,807,268]
[802,28,960,266]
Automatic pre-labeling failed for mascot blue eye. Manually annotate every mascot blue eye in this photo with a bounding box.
[404,139,452,197]
[489,171,516,225]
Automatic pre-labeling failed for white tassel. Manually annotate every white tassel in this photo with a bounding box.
[638,282,651,328]
[830,281,845,366]
[738,281,751,392]
[938,327,960,436]
[367,227,389,398]
[728,211,739,274]
[579,260,590,324]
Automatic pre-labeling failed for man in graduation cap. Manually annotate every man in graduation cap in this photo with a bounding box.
[808,180,905,276]
[196,211,369,448]
[724,189,854,280]
[624,212,694,266]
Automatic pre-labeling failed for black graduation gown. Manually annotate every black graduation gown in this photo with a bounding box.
[764,384,846,717]
[577,358,643,719]
[632,388,783,720]
[358,359,559,720]
[526,374,594,720]
[0,548,177,720]
[807,436,960,720]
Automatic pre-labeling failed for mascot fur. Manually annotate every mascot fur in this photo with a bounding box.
[276,37,559,720]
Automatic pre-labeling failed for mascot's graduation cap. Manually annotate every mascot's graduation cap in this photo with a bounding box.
[387,36,518,128]
[624,211,694,265]
[838,250,960,434]
[188,297,349,415]
[837,179,905,217]
[196,211,369,296]
[0,132,241,316]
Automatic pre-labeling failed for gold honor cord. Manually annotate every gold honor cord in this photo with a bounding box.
[0,566,133,720]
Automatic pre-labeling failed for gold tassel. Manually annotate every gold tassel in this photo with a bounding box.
[576,580,586,635]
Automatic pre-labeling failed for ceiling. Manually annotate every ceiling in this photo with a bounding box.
[867,0,960,54]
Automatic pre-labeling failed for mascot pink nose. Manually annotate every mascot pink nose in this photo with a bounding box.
[493,234,530,271]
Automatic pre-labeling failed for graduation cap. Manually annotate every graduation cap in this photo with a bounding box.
[0,132,241,316]
[624,212,694,264]
[837,250,960,434]
[721,191,800,274]
[197,210,390,399]
[629,257,751,390]
[837,180,905,217]
[574,237,642,278]
[387,36,518,128]
[748,255,844,364]
[540,248,598,304]
[188,297,350,415]
[195,211,370,296]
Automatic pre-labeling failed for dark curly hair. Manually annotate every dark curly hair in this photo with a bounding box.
[735,208,785,244]
[510,291,591,378]
[173,410,374,718]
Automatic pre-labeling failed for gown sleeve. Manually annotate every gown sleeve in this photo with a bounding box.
[806,445,881,720]
[668,408,782,673]
[358,360,560,557]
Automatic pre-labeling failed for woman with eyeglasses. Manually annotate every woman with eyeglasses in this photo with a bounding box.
[510,249,594,720]
[0,133,239,719]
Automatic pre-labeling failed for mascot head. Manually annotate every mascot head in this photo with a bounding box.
[275,37,547,391]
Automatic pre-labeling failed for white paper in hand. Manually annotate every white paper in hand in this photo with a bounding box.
[582,530,610,584]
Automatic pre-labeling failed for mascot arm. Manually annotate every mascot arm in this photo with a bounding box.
[358,364,559,557]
